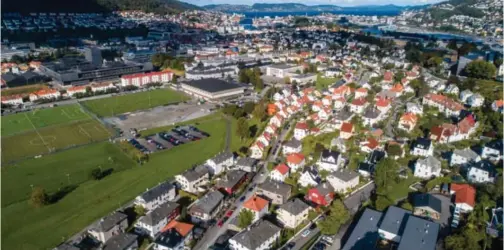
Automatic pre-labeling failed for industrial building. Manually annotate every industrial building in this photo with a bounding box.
[180,78,246,101]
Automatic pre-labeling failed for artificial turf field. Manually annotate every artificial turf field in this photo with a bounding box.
[82,88,189,117]
[1,113,230,250]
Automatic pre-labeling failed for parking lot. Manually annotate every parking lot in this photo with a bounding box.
[126,125,210,154]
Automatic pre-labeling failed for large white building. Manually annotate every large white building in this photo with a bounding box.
[120,71,173,87]
[266,64,303,78]
[180,78,246,101]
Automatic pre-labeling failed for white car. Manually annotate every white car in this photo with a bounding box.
[301,230,311,237]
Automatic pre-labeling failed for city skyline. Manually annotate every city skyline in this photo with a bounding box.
[182,0,444,7]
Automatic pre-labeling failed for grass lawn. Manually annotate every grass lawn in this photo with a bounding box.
[1,114,228,250]
[382,177,420,202]
[1,142,135,207]
[316,73,340,90]
[82,88,189,117]
[1,84,48,97]
[140,112,224,137]
[1,104,90,136]
[302,131,340,157]
[2,119,113,163]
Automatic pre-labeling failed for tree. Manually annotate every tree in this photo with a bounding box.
[306,119,316,129]
[317,199,350,235]
[394,71,405,82]
[447,39,458,51]
[374,158,399,194]
[400,201,413,211]
[30,186,48,208]
[465,60,497,80]
[134,205,146,216]
[494,58,503,69]
[375,195,394,211]
[223,104,238,116]
[252,102,266,120]
[243,102,255,114]
[386,144,402,157]
[284,76,291,84]
[238,209,254,229]
[236,117,249,141]
[239,69,249,83]
[90,168,103,180]
[233,108,245,119]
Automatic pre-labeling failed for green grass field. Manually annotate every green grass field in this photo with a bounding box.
[1,113,228,250]
[2,142,136,207]
[82,89,189,117]
[1,104,90,136]
[316,74,340,90]
[2,119,113,163]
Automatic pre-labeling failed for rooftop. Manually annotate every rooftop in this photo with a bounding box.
[413,194,442,213]
[258,178,291,197]
[278,198,310,216]
[102,233,137,250]
[331,169,359,182]
[397,215,440,250]
[379,206,411,237]
[138,181,174,203]
[230,220,281,250]
[190,191,224,215]
[341,208,382,250]
[139,202,179,226]
[182,78,245,93]
[243,195,269,212]
[90,211,127,233]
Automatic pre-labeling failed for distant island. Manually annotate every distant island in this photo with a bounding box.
[203,3,429,13]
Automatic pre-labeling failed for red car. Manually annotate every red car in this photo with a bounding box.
[226,210,234,217]
[217,220,224,227]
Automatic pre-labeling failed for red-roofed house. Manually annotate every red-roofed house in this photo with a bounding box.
[334,97,346,110]
[398,113,418,132]
[270,164,290,182]
[360,138,380,153]
[286,153,306,172]
[258,132,272,147]
[332,85,352,99]
[340,122,354,139]
[450,184,476,213]
[350,98,368,114]
[355,88,368,99]
[243,195,269,222]
[390,84,404,97]
[382,71,394,84]
[268,103,278,116]
[29,89,61,101]
[318,108,331,121]
[312,100,323,112]
[375,98,391,113]
[305,183,334,207]
[67,85,87,96]
[1,94,24,105]
[406,71,419,80]
[294,122,309,140]
[270,114,284,127]
[322,95,333,107]
[423,93,464,117]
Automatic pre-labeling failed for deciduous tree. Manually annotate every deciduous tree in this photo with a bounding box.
[30,186,48,208]
[238,209,254,229]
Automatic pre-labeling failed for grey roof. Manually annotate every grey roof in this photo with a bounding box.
[397,216,440,250]
[413,194,442,213]
[470,160,496,175]
[379,206,411,236]
[190,190,224,215]
[236,157,257,167]
[268,64,299,70]
[230,220,281,249]
[331,169,359,182]
[484,140,503,154]
[139,201,179,226]
[53,243,80,250]
[92,211,127,232]
[284,139,302,149]
[216,170,247,189]
[181,165,209,182]
[406,102,422,110]
[139,181,175,203]
[315,182,334,196]
[452,148,479,161]
[363,107,381,119]
[417,156,441,172]
[102,233,138,250]
[279,198,310,216]
[341,208,382,250]
[211,151,234,164]
[182,79,245,93]
[258,178,292,197]
[334,108,353,121]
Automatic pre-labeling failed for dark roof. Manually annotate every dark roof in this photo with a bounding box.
[302,166,321,183]
[183,79,245,93]
[54,243,80,250]
[258,178,292,197]
[211,151,234,164]
[358,162,375,175]
[284,139,302,149]
[155,229,184,248]
[217,170,247,189]
[367,150,385,164]
[213,230,238,249]
[413,194,442,213]
[268,64,299,70]
[320,149,340,163]
[236,157,257,167]
[413,138,432,150]
[363,107,380,119]
[470,160,497,175]
[279,198,311,216]
[139,201,179,226]
[139,181,175,203]
[397,216,440,250]
[341,208,382,250]
[190,190,224,215]
[334,108,353,121]
[181,165,209,182]
[102,233,138,250]
[485,140,503,154]
[92,211,127,232]
[230,220,281,249]
[331,169,359,182]
[379,206,411,237]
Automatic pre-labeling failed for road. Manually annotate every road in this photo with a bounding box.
[384,96,415,138]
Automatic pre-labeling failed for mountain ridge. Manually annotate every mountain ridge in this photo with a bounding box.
[203,3,430,12]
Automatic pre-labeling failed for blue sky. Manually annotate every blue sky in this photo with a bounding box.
[184,0,444,7]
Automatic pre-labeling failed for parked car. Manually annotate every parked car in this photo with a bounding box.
[309,223,317,230]
[217,220,224,227]
[226,210,234,217]
[239,196,246,202]
[301,230,311,237]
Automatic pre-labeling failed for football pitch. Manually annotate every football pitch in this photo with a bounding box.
[1,104,114,163]
[2,104,90,136]
[82,88,189,117]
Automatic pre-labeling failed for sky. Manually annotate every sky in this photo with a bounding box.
[183,0,444,7]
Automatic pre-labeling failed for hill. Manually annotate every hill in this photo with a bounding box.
[2,0,200,14]
[425,0,500,19]
[204,3,428,13]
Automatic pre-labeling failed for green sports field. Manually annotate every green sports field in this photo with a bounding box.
[1,113,231,250]
[82,88,189,117]
[2,119,113,163]
[1,104,90,136]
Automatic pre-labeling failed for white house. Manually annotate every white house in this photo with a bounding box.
[481,141,503,162]
[450,184,476,213]
[467,161,496,184]
[88,211,128,243]
[283,139,302,155]
[317,150,346,172]
[459,89,473,103]
[242,195,269,223]
[277,199,311,229]
[229,220,281,250]
[450,148,481,166]
[414,156,442,179]
[135,182,176,211]
[266,64,303,78]
[410,138,434,157]
[1,95,24,105]
[286,153,306,172]
[298,166,321,187]
[135,202,179,238]
[467,93,484,108]
[270,164,290,182]
[175,165,210,194]
[326,169,359,193]
[206,152,234,175]
[294,122,309,140]
[349,98,368,114]
[406,102,423,115]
